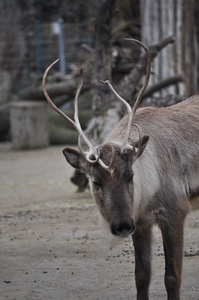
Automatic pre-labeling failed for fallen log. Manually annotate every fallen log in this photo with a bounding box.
[142,75,184,99]
[49,123,78,145]
[19,78,90,101]
[49,109,93,130]
[10,101,49,149]
[0,103,10,141]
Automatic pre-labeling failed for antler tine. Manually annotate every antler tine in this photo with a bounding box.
[100,39,151,154]
[132,124,142,156]
[43,61,104,165]
[78,135,111,169]
[73,68,99,158]
[78,134,100,164]
[74,70,111,169]
[125,38,151,116]
[121,38,151,152]
[135,124,143,151]
[100,80,131,114]
[42,59,76,129]
[124,124,143,159]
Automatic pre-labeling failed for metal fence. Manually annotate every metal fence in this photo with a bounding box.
[31,20,94,75]
[0,18,94,92]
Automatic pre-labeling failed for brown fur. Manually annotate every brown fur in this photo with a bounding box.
[63,95,199,300]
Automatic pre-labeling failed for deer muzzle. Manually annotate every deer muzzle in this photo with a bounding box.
[110,219,135,237]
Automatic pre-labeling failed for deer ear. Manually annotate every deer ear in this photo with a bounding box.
[135,135,149,158]
[62,148,89,172]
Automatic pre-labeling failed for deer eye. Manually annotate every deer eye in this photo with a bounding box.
[92,180,101,187]
[128,174,134,182]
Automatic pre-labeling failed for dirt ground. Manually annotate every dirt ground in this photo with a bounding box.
[0,144,199,300]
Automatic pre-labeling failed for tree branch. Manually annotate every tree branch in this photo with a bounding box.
[149,35,175,59]
[116,35,176,102]
[142,75,184,99]
[99,35,176,139]
[92,0,116,112]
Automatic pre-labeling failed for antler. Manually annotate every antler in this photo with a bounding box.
[42,60,111,170]
[102,38,151,155]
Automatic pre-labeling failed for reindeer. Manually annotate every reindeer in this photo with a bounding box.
[42,39,199,300]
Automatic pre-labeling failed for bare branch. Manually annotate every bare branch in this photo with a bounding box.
[142,75,184,99]
[116,36,175,103]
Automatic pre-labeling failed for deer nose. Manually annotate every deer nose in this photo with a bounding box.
[110,219,135,237]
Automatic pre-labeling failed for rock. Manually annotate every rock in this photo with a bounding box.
[10,101,49,149]
[49,123,78,145]
[0,71,12,104]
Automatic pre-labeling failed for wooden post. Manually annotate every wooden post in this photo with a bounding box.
[140,0,198,96]
[10,101,49,149]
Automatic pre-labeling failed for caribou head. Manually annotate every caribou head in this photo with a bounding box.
[42,39,151,237]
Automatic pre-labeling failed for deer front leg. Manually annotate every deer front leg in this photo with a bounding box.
[160,218,185,300]
[132,224,152,300]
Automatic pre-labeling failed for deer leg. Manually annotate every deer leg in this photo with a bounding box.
[132,225,152,300]
[160,218,185,300]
